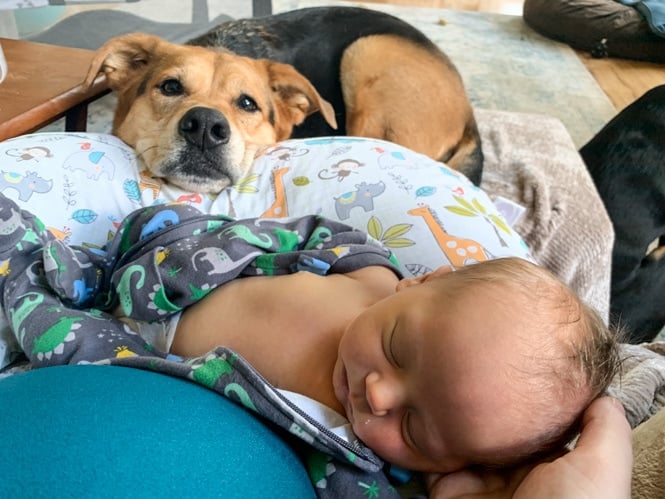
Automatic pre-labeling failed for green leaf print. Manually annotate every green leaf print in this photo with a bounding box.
[367,218,414,247]
[382,223,412,240]
[358,480,380,499]
[234,173,259,194]
[453,195,476,212]
[367,216,383,240]
[444,194,511,247]
[489,214,512,235]
[382,238,415,249]
[444,205,476,217]
[472,197,487,214]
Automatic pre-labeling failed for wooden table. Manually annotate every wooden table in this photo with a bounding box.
[0,38,109,142]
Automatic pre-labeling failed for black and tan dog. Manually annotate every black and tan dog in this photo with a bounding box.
[84,6,482,193]
[580,84,665,343]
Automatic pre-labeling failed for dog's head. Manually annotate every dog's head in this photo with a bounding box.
[85,33,337,193]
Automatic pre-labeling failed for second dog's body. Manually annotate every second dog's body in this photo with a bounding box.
[189,6,483,184]
[581,85,665,343]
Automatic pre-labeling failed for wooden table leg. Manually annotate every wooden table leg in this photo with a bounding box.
[65,103,89,132]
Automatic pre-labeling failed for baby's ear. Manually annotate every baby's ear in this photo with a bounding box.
[396,266,454,291]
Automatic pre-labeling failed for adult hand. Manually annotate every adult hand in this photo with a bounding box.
[427,396,632,499]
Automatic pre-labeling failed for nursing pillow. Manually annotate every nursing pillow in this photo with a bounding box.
[0,132,531,368]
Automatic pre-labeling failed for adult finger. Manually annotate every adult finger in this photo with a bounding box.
[576,396,632,458]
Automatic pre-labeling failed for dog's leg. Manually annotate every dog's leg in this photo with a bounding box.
[340,35,483,184]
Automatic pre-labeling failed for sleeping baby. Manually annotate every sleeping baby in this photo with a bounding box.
[0,195,621,496]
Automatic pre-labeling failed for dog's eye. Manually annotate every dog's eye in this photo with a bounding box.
[237,94,259,112]
[159,79,184,96]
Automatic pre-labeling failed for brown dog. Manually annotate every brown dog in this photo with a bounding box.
[86,7,482,193]
[84,33,337,193]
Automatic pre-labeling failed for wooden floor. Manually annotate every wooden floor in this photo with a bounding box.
[361,0,665,111]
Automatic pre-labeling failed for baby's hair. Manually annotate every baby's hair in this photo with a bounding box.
[435,257,623,467]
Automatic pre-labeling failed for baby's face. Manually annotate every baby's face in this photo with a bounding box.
[333,270,572,472]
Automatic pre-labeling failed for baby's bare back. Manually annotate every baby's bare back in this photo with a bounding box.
[172,266,398,410]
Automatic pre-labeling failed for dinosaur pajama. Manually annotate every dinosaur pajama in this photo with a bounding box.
[0,193,408,498]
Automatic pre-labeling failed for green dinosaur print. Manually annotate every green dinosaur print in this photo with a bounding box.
[116,264,146,316]
[252,254,279,275]
[191,357,234,388]
[272,227,300,252]
[224,382,258,413]
[9,292,44,344]
[117,217,137,253]
[221,224,273,249]
[188,282,212,302]
[33,216,46,234]
[17,227,41,251]
[205,218,229,232]
[84,308,109,320]
[306,450,335,489]
[148,284,182,315]
[32,316,84,361]
[305,226,333,250]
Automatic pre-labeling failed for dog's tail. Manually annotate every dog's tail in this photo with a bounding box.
[444,117,484,186]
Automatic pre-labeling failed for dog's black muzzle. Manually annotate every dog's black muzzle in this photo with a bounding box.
[179,107,230,151]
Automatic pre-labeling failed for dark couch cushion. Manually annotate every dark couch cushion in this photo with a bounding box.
[523,0,665,62]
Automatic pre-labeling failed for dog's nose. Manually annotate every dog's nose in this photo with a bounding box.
[179,107,230,150]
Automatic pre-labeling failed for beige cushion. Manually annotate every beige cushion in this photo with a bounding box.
[478,109,613,320]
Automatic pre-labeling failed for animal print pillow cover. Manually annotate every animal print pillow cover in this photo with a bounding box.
[0,133,531,368]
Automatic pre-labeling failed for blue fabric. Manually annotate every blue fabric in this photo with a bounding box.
[616,0,665,36]
[636,0,665,36]
[0,365,315,498]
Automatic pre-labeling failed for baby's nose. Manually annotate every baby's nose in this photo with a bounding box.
[364,372,404,416]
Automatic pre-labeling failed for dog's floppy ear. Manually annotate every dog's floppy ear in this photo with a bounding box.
[84,33,164,91]
[265,61,338,136]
